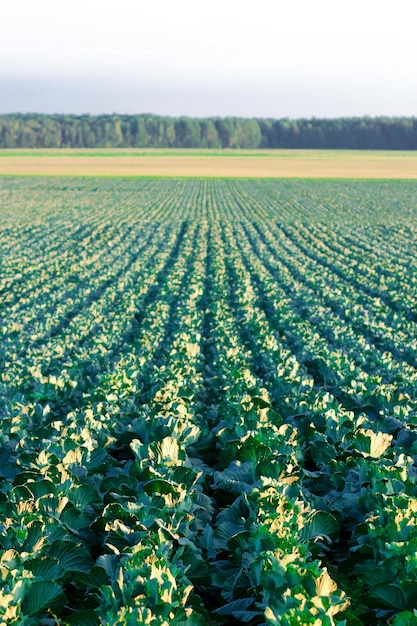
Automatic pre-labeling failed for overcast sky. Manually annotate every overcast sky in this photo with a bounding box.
[1,0,416,118]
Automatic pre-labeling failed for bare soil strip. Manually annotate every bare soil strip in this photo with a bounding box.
[1,151,417,178]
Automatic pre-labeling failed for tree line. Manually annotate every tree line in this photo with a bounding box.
[1,114,417,149]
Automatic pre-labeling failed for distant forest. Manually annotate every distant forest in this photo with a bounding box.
[1,114,417,149]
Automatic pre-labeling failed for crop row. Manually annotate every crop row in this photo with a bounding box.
[1,178,417,625]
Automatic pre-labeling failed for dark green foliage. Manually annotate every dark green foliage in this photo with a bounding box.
[1,113,417,149]
[1,178,417,624]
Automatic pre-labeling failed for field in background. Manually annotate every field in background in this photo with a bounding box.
[1,177,417,624]
[1,148,417,177]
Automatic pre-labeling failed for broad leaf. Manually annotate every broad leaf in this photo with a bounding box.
[300,510,340,542]
[214,461,258,494]
[48,540,93,572]
[96,554,119,579]
[74,566,110,588]
[21,581,65,615]
[214,597,255,616]
[143,478,178,495]
[356,429,392,458]
[315,568,338,596]
[26,479,57,500]
[368,583,407,610]
[392,611,417,626]
[25,556,64,580]
[66,484,99,509]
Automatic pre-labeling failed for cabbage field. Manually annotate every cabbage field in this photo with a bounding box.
[1,177,417,625]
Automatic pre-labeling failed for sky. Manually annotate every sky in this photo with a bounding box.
[1,0,416,118]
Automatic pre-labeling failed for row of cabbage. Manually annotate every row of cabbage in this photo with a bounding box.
[1,178,417,625]
[1,177,417,225]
